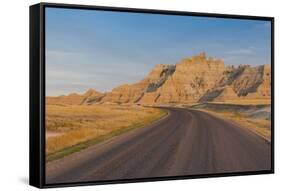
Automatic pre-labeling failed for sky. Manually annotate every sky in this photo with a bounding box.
[45,7,271,96]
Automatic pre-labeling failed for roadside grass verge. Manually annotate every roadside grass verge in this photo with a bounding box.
[210,98,271,105]
[192,103,271,142]
[46,104,167,162]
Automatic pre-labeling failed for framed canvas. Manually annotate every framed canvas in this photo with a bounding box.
[30,2,274,188]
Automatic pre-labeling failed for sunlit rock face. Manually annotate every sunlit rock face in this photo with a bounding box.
[95,53,271,105]
[47,53,271,105]
[46,88,104,105]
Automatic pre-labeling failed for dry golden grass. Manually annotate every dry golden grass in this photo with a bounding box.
[46,104,167,156]
[198,109,271,142]
[210,98,271,105]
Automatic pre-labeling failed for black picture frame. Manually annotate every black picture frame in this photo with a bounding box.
[30,2,275,188]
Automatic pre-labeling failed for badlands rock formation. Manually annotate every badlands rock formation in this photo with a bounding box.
[46,53,271,105]
[200,64,271,102]
[46,88,103,105]
[101,64,176,104]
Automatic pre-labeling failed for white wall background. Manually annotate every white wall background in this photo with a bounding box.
[0,0,279,190]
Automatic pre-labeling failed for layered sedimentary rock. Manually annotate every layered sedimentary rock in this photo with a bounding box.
[199,86,239,102]
[199,64,271,102]
[81,89,105,104]
[100,64,175,104]
[247,64,271,98]
[46,89,103,105]
[123,52,225,104]
[46,53,271,105]
[155,53,225,103]
[232,66,264,96]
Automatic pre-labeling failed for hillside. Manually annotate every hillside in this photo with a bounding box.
[46,53,271,105]
[46,89,104,105]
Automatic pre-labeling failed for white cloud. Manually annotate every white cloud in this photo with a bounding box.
[226,47,256,55]
[45,49,150,95]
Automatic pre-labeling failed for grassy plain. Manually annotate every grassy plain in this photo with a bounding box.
[46,104,167,162]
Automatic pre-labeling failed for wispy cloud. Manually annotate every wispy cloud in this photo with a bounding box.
[226,47,256,55]
[264,22,271,29]
[45,49,151,95]
[45,9,271,96]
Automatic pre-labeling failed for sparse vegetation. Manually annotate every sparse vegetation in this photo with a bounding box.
[211,98,271,105]
[192,103,271,142]
[44,53,272,163]
[46,104,167,162]
[205,111,270,141]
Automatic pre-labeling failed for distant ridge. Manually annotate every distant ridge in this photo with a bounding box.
[46,53,271,105]
[46,88,104,105]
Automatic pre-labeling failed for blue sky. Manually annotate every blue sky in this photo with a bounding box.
[46,7,271,96]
